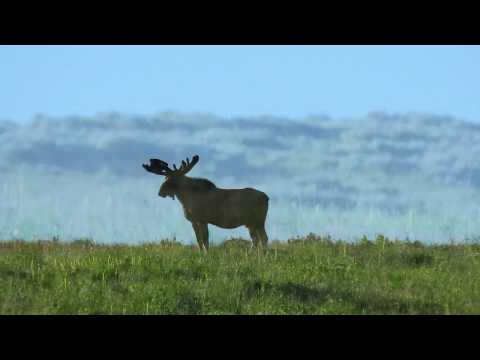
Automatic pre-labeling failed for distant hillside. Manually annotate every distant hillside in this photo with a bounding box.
[1,111,479,212]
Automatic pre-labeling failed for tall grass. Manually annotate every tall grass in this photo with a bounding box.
[1,234,480,314]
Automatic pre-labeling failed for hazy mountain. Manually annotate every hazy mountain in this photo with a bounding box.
[1,111,480,243]
[2,111,479,204]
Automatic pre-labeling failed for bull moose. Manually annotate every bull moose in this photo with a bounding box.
[142,155,269,251]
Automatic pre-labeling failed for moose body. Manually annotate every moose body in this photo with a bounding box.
[143,155,269,251]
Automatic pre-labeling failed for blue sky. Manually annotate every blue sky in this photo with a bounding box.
[1,45,479,123]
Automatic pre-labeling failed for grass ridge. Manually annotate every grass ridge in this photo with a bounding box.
[1,233,479,314]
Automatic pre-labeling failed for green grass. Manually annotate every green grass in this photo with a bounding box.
[1,233,480,314]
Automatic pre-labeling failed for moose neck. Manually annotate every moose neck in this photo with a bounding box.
[172,176,215,207]
[172,176,191,205]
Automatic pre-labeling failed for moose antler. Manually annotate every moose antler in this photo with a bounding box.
[142,155,199,177]
[142,159,173,176]
[177,155,199,175]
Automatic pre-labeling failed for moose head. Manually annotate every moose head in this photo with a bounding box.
[143,155,199,200]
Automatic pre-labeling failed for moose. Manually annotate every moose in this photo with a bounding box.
[142,155,269,251]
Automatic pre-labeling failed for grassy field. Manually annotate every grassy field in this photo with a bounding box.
[1,233,480,314]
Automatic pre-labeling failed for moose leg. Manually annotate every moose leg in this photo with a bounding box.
[257,226,269,248]
[198,223,209,251]
[192,222,205,251]
[247,227,260,248]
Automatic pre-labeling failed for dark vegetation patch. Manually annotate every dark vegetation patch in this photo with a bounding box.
[455,167,480,188]
[8,139,218,178]
[376,143,426,159]
[381,160,419,176]
[219,238,252,249]
[242,137,289,150]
